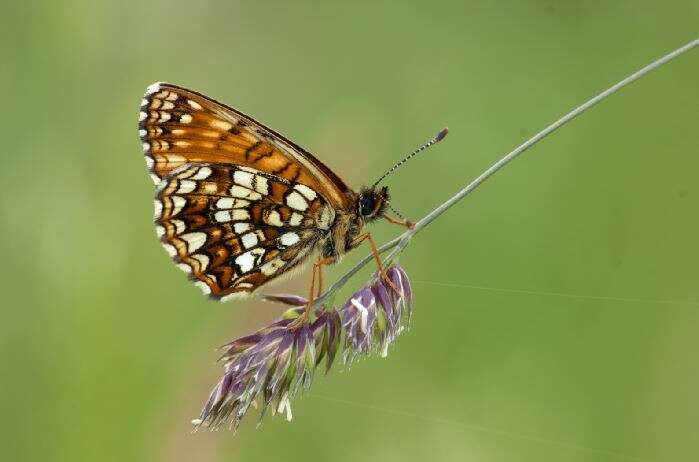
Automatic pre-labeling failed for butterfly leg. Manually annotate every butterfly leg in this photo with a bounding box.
[382,213,415,230]
[304,259,319,318]
[315,256,336,297]
[352,233,401,295]
[294,256,336,328]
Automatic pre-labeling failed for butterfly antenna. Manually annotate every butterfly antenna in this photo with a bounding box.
[372,127,448,188]
[378,192,414,228]
[386,201,406,221]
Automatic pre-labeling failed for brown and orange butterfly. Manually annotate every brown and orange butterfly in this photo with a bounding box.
[138,82,446,310]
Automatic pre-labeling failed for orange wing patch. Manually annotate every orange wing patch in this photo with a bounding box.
[139,82,352,210]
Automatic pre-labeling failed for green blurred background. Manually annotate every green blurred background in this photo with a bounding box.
[2,1,698,461]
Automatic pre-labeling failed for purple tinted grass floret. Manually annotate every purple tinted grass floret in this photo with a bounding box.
[192,264,413,432]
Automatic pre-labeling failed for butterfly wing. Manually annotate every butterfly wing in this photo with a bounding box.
[155,163,336,301]
[139,82,357,299]
[139,82,353,209]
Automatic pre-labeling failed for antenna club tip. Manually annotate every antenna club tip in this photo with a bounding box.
[435,127,449,142]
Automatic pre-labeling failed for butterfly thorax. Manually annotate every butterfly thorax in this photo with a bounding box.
[320,206,362,259]
[320,186,388,259]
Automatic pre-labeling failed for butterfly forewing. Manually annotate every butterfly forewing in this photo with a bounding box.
[139,82,351,209]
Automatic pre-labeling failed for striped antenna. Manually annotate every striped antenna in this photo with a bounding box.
[387,202,407,221]
[372,127,448,188]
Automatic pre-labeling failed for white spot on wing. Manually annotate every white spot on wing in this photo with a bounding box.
[241,232,258,249]
[154,199,163,218]
[178,263,192,274]
[234,222,251,233]
[191,166,212,180]
[214,211,231,223]
[139,111,147,121]
[139,129,147,137]
[177,180,197,194]
[266,210,283,227]
[289,212,303,226]
[229,186,246,198]
[233,170,254,189]
[286,191,308,211]
[236,251,255,273]
[180,114,193,123]
[210,119,232,130]
[155,225,165,238]
[279,232,300,247]
[230,185,261,200]
[231,209,250,221]
[180,232,206,253]
[144,156,154,169]
[175,166,197,179]
[171,219,185,235]
[145,82,161,95]
[162,243,177,257]
[255,176,269,195]
[294,184,317,201]
[171,196,186,216]
[216,198,233,209]
[158,112,171,123]
[187,99,202,110]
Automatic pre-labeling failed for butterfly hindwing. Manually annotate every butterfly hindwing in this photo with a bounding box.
[154,163,336,301]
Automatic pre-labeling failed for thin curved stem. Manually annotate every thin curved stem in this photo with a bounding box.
[315,38,698,306]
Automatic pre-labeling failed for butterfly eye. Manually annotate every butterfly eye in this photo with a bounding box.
[359,194,375,216]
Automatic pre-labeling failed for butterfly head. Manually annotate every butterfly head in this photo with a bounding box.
[357,186,389,221]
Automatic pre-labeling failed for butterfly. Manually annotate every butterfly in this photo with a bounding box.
[138,82,447,308]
